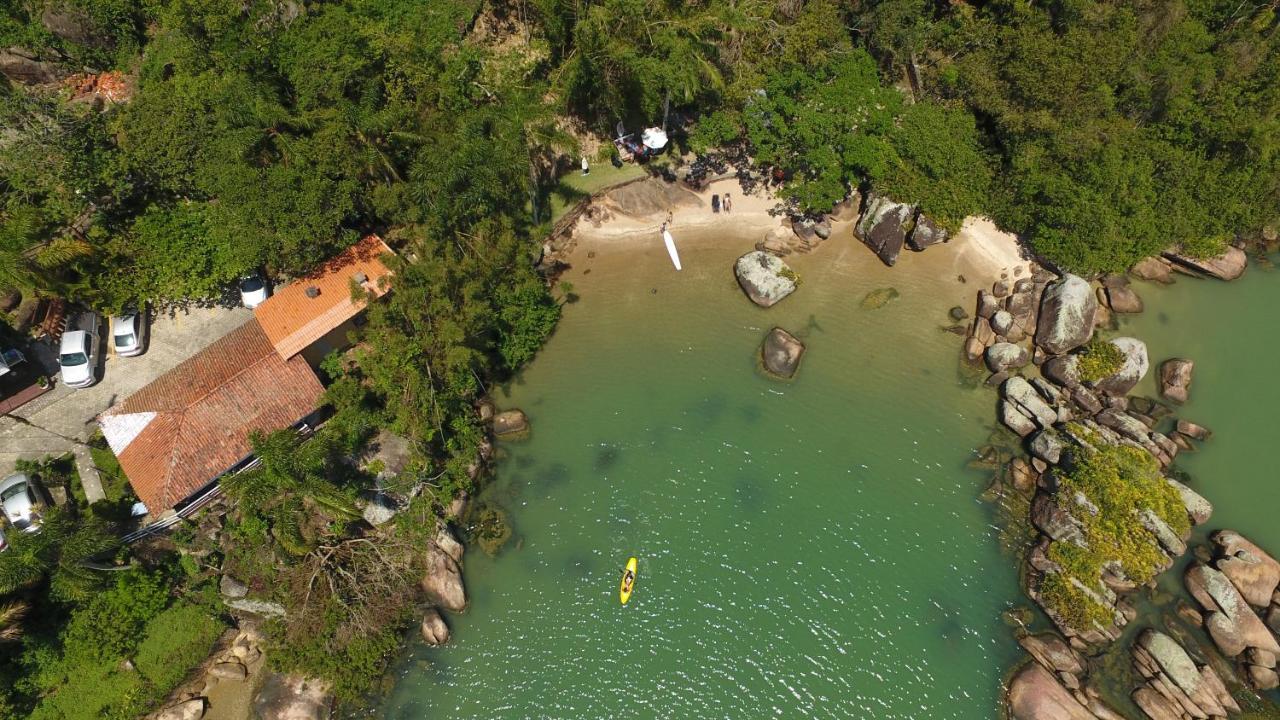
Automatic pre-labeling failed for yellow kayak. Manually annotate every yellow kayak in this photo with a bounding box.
[619,557,637,605]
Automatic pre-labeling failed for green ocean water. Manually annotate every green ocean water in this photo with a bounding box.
[377,234,1026,719]
[1119,261,1280,552]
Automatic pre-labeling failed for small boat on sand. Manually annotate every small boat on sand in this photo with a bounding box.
[662,229,682,271]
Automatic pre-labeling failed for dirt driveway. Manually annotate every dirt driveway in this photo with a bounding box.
[0,304,253,478]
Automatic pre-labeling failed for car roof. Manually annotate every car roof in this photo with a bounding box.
[0,473,29,491]
[58,331,88,351]
[112,315,137,334]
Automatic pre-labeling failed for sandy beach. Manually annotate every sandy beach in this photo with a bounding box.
[564,176,1033,307]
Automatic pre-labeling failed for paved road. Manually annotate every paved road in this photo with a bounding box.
[0,304,253,478]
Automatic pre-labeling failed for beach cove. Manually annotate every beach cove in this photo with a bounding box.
[374,181,1032,718]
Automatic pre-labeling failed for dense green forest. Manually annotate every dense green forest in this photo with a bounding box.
[0,0,1277,716]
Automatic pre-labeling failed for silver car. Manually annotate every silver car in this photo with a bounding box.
[59,313,100,388]
[239,274,270,309]
[111,311,146,357]
[0,473,43,533]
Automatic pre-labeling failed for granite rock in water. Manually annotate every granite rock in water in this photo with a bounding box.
[1090,337,1149,397]
[761,327,805,379]
[1130,629,1240,720]
[986,342,1030,373]
[421,607,451,645]
[1035,275,1097,355]
[734,251,797,307]
[1130,257,1174,284]
[855,194,914,267]
[422,526,467,612]
[493,409,529,437]
[1006,663,1098,720]
[1163,246,1247,281]
[1185,564,1280,658]
[1158,359,1194,404]
[1212,530,1280,608]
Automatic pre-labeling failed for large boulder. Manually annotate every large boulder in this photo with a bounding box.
[253,674,333,720]
[1003,376,1058,430]
[422,528,467,612]
[1185,564,1280,658]
[1103,282,1144,314]
[760,327,805,379]
[1090,337,1149,396]
[986,342,1030,374]
[1158,359,1194,404]
[420,608,451,645]
[1163,246,1247,281]
[734,251,797,307]
[855,194,914,267]
[493,409,529,438]
[41,3,113,48]
[1130,257,1174,284]
[0,48,66,85]
[1018,633,1085,678]
[1006,663,1097,720]
[906,212,947,251]
[1035,275,1097,356]
[1131,630,1240,720]
[1213,531,1280,608]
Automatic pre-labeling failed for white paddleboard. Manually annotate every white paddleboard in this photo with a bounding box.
[662,229,682,271]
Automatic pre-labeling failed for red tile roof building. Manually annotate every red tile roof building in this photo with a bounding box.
[99,320,325,511]
[254,235,394,359]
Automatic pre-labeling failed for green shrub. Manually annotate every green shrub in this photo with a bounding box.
[1039,442,1189,632]
[1076,339,1125,383]
[133,604,224,690]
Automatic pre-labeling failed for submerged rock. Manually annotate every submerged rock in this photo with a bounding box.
[761,327,805,379]
[855,194,914,267]
[1035,275,1097,356]
[860,287,899,310]
[734,251,798,307]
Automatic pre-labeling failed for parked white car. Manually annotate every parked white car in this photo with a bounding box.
[111,311,146,357]
[59,313,100,388]
[0,473,44,533]
[239,274,270,309]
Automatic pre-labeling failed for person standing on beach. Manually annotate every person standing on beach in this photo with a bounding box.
[723,193,733,213]
[712,194,721,213]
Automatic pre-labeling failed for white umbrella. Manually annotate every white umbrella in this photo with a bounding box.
[641,127,668,150]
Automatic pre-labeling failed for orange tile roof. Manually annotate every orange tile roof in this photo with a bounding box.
[99,320,325,511]
[254,235,394,359]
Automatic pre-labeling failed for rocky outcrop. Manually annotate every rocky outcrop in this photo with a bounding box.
[906,213,947,251]
[760,327,804,379]
[1100,276,1144,314]
[420,608,451,645]
[1006,663,1098,720]
[219,574,248,599]
[421,525,467,612]
[986,342,1030,373]
[855,194,913,267]
[1090,337,1149,397]
[1035,275,1097,355]
[253,674,333,720]
[1159,359,1194,404]
[1185,564,1280,659]
[1130,257,1174,284]
[734,251,797,307]
[1000,376,1058,436]
[1212,530,1280,608]
[0,48,67,85]
[1130,630,1240,720]
[493,409,529,437]
[1163,246,1248,281]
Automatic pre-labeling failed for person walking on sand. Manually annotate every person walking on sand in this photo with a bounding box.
[666,210,673,226]
[723,193,733,213]
[711,193,721,213]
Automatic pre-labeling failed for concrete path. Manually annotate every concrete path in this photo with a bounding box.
[0,304,252,476]
[72,445,105,503]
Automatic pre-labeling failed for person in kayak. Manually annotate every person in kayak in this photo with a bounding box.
[621,568,635,594]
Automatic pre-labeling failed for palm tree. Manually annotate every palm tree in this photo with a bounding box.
[0,600,30,643]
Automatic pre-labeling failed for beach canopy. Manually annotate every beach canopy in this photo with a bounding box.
[642,127,668,150]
